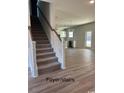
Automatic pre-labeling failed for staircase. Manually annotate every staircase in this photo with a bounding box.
[31,16,61,75]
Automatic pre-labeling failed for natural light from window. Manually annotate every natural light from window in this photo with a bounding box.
[85,31,92,47]
[69,32,73,38]
[60,31,66,37]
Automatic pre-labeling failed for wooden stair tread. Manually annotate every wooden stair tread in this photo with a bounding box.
[37,56,57,62]
[36,44,50,45]
[36,47,52,50]
[36,44,51,48]
[38,62,60,69]
[35,39,49,42]
[37,52,55,56]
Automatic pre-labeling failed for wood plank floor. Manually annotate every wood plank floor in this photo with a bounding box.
[28,49,95,93]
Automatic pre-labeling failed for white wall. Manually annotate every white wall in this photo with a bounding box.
[37,1,51,40]
[65,22,95,50]
[49,1,65,69]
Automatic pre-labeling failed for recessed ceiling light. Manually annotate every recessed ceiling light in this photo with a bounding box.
[90,0,95,4]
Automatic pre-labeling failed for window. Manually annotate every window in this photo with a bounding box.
[85,31,92,47]
[69,32,73,38]
[60,31,66,37]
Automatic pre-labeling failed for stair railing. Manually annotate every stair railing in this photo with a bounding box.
[28,26,38,77]
[37,5,65,69]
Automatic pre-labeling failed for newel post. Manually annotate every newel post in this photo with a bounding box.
[32,41,38,77]
[61,38,66,69]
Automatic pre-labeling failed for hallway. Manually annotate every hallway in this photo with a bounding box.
[28,49,95,93]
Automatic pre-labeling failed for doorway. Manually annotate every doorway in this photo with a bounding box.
[30,0,38,16]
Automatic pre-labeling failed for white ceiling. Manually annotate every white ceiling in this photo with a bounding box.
[54,0,95,28]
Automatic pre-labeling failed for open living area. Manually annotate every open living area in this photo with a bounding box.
[28,0,95,93]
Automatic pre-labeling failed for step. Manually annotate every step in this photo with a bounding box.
[33,37,48,40]
[37,57,58,65]
[31,25,41,27]
[36,40,49,44]
[31,29,43,31]
[38,62,60,75]
[32,32,45,34]
[31,23,41,25]
[36,44,51,48]
[37,52,55,59]
[31,26,42,28]
[31,31,45,33]
[36,48,53,53]
[32,34,47,37]
[31,27,42,29]
[31,31,44,32]
[32,34,46,36]
[32,33,46,35]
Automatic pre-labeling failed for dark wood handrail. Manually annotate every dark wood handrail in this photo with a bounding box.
[28,26,31,31]
[37,5,61,41]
